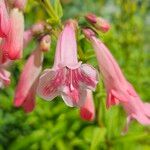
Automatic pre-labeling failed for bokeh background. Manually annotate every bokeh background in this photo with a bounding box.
[0,0,150,149]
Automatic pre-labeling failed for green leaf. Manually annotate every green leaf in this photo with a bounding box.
[90,127,106,150]
[54,0,63,18]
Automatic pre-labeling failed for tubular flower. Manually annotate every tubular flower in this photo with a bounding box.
[14,46,43,112]
[37,20,98,107]
[83,29,150,127]
[80,90,95,121]
[85,13,110,33]
[0,0,10,37]
[2,8,24,60]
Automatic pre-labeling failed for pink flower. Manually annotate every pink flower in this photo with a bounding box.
[2,8,24,60]
[14,46,43,112]
[80,90,95,121]
[0,0,10,37]
[83,29,150,127]
[37,20,98,107]
[85,13,110,33]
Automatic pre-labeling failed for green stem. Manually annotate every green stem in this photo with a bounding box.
[44,0,58,19]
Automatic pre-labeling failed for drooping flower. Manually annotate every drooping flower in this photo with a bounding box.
[37,20,98,107]
[2,8,24,60]
[14,46,43,112]
[0,0,10,38]
[83,28,150,128]
[85,13,110,33]
[80,90,95,121]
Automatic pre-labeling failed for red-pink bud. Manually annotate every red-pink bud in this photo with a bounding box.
[31,22,45,35]
[85,13,111,33]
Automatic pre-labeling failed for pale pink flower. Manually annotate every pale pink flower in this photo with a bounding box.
[0,0,10,37]
[80,90,95,121]
[85,13,110,33]
[14,47,43,112]
[2,8,24,60]
[83,28,150,128]
[37,20,98,107]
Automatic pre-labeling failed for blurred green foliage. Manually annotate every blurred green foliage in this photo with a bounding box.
[0,0,150,149]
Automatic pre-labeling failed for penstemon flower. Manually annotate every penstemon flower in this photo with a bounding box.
[83,28,150,129]
[0,0,10,38]
[80,89,95,121]
[2,8,24,60]
[14,45,44,112]
[37,20,99,107]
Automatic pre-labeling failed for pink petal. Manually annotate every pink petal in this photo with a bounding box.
[37,69,63,101]
[0,0,10,37]
[23,29,33,48]
[80,90,95,121]
[0,68,10,87]
[14,47,43,107]
[21,80,37,113]
[61,86,87,107]
[59,20,80,69]
[80,64,99,90]
[2,9,24,60]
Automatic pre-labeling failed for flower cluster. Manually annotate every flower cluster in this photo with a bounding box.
[0,0,149,132]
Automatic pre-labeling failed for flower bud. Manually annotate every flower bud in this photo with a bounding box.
[39,35,51,52]
[65,19,78,32]
[11,0,27,10]
[82,28,96,40]
[31,22,45,35]
[85,13,110,33]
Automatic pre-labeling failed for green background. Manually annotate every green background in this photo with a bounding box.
[0,0,150,149]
